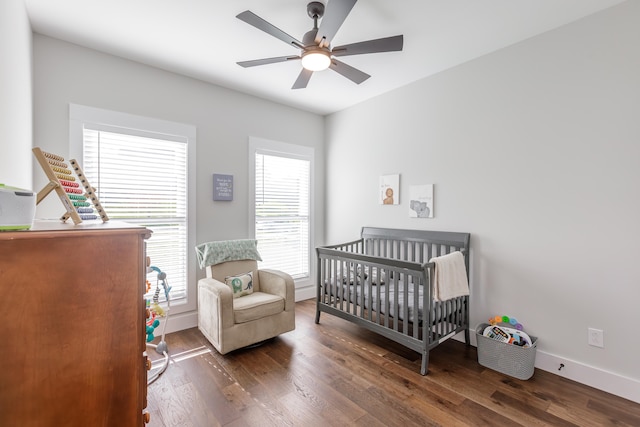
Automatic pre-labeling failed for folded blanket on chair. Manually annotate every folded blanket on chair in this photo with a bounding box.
[195,239,262,268]
[429,251,469,302]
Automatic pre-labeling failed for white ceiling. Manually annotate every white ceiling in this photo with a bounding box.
[24,0,626,116]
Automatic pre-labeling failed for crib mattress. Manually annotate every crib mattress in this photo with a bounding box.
[323,279,459,324]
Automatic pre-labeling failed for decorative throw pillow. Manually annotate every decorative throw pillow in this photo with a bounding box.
[225,272,254,298]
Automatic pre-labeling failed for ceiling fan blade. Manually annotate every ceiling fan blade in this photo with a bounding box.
[292,68,313,90]
[315,0,357,46]
[330,59,370,84]
[332,35,403,57]
[236,10,304,49]
[237,55,300,68]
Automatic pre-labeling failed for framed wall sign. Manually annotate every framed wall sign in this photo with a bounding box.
[213,174,233,201]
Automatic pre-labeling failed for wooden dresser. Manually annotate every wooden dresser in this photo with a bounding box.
[0,221,152,426]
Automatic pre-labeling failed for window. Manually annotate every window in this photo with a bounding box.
[70,105,196,311]
[249,138,314,286]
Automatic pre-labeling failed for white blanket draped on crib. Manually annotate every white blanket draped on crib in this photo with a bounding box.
[430,251,469,302]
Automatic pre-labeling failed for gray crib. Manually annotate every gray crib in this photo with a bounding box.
[316,227,471,375]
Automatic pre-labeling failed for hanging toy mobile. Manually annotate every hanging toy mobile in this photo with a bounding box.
[145,265,172,384]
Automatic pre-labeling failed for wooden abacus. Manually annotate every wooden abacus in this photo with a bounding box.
[33,147,109,224]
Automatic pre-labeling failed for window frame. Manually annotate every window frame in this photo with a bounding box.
[69,104,197,313]
[248,136,314,290]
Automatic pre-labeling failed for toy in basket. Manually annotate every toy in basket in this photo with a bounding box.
[484,315,533,348]
[476,315,538,380]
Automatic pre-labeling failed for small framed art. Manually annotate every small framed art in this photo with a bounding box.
[380,174,400,205]
[213,174,233,201]
[409,184,434,218]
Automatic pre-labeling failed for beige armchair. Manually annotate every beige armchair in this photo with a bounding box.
[196,241,295,354]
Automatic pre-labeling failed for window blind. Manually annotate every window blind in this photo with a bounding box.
[255,153,310,279]
[83,128,188,301]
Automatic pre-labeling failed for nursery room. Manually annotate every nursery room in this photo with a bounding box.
[1,0,639,426]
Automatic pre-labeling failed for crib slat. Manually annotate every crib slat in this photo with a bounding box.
[412,272,419,338]
[393,272,400,331]
[402,272,409,335]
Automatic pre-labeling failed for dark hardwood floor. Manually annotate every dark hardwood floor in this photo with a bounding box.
[146,300,640,426]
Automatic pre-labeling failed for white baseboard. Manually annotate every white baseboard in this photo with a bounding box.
[457,328,640,404]
[153,310,198,336]
[295,285,316,302]
[535,351,640,404]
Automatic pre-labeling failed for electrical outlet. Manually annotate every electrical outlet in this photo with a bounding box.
[588,328,604,348]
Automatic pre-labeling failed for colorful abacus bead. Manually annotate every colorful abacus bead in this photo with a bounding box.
[55,173,75,182]
[48,160,68,168]
[52,166,73,175]
[59,179,79,188]
[43,151,64,162]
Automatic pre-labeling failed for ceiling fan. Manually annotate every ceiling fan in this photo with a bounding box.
[236,0,404,89]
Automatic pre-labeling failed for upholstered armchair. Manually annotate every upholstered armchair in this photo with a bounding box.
[195,240,295,354]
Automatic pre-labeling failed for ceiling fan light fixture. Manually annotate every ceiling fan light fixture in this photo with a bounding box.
[301,50,331,71]
[236,1,404,89]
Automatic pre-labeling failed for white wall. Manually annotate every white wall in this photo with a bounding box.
[325,2,639,401]
[0,0,32,189]
[32,35,325,325]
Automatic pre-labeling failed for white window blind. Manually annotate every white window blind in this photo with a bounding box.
[82,128,188,301]
[255,153,310,279]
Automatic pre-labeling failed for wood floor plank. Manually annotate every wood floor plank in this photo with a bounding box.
[403,394,473,427]
[330,376,425,427]
[144,300,640,426]
[222,403,288,427]
[586,397,640,426]
[279,344,370,425]
[546,401,626,427]
[149,373,193,426]
[174,382,221,427]
[490,390,579,426]
[178,355,243,425]
[352,412,395,427]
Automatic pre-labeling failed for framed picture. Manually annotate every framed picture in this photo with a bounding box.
[380,174,400,205]
[409,184,434,218]
[213,174,233,201]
